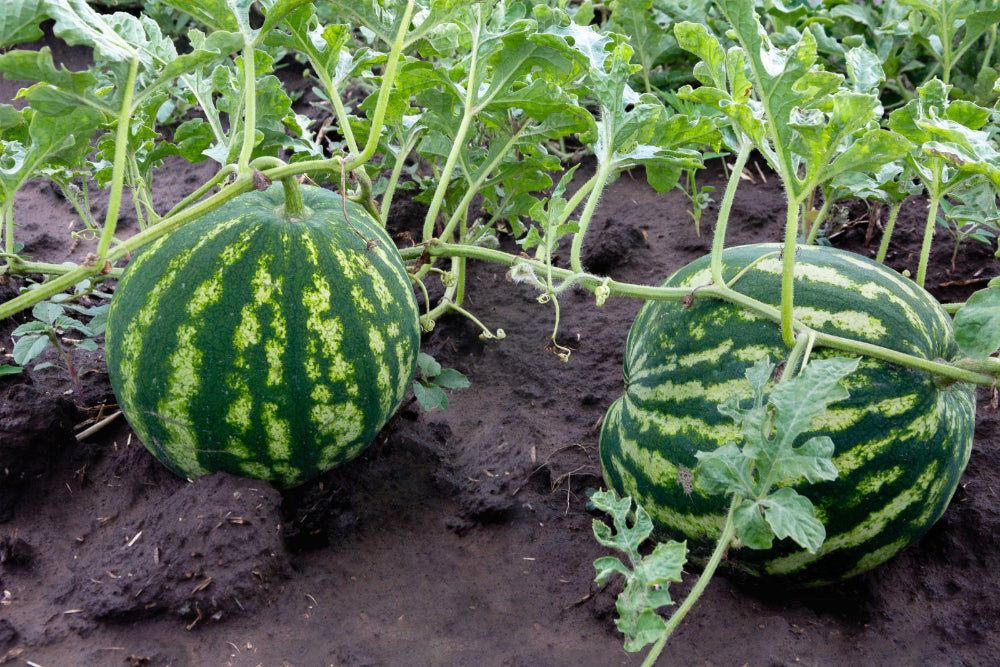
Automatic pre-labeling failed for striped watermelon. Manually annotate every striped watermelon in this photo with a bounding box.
[599,243,976,586]
[105,183,420,488]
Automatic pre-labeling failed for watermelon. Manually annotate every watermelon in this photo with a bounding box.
[105,183,420,488]
[599,243,976,586]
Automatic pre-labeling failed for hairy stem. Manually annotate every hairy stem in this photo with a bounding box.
[237,41,258,172]
[711,144,753,285]
[96,56,140,259]
[875,201,902,264]
[641,496,739,667]
[780,196,804,348]
[916,182,943,288]
[354,0,415,168]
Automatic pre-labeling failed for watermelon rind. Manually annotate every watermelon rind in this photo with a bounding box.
[105,184,420,488]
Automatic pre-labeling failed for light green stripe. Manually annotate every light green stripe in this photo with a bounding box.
[678,339,734,367]
[630,376,752,406]
[733,344,774,362]
[765,460,940,575]
[793,306,886,338]
[854,465,904,497]
[263,401,291,460]
[318,402,365,466]
[156,324,208,477]
[118,216,245,425]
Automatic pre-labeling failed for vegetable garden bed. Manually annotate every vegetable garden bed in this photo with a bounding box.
[3,1,1000,664]
[3,152,1000,665]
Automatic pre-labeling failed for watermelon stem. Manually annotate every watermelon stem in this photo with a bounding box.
[875,201,903,264]
[641,496,739,667]
[710,143,754,286]
[278,176,312,222]
[780,199,805,348]
[916,176,945,287]
[414,242,1000,386]
[96,55,140,260]
[779,331,812,381]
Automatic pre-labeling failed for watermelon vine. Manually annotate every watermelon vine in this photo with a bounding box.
[2,0,1000,660]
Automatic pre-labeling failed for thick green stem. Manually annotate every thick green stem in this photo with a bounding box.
[420,44,479,242]
[3,257,123,279]
[414,241,998,386]
[875,201,902,264]
[162,165,238,219]
[779,331,812,380]
[569,119,615,274]
[354,0,415,169]
[237,40,258,172]
[437,123,530,243]
[711,144,753,285]
[780,196,804,348]
[279,175,311,221]
[2,200,13,256]
[96,56,140,259]
[641,496,739,667]
[916,184,943,288]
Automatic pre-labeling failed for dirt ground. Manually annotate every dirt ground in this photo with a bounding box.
[4,37,1000,667]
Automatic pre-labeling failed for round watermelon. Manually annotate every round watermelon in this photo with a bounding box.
[599,243,976,586]
[105,183,420,488]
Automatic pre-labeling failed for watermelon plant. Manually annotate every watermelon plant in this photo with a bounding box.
[3,0,1000,658]
[594,353,861,662]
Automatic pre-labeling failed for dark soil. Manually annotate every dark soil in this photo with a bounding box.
[4,44,1000,667]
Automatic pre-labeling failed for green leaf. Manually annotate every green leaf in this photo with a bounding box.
[416,351,442,378]
[770,358,859,450]
[695,442,754,496]
[11,321,48,336]
[714,0,818,189]
[696,356,858,552]
[827,129,914,180]
[1,0,48,47]
[433,368,470,390]
[0,48,108,116]
[604,0,676,92]
[0,104,102,205]
[160,0,252,36]
[954,285,1000,360]
[845,45,885,95]
[0,364,24,377]
[31,300,63,326]
[43,0,141,63]
[412,381,448,411]
[732,498,773,549]
[593,555,631,585]
[12,333,50,365]
[590,489,686,653]
[760,487,826,553]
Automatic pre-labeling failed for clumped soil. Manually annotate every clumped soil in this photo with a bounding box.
[4,47,1000,667]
